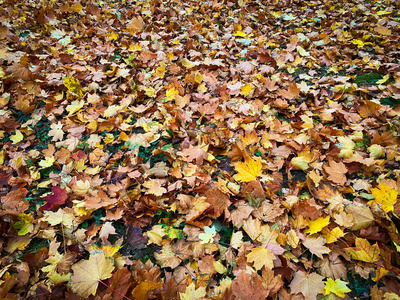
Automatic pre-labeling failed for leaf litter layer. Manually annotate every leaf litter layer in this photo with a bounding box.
[1,0,400,299]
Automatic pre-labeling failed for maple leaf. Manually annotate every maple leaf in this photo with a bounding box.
[10,130,23,144]
[177,144,208,165]
[246,247,275,270]
[289,271,325,300]
[277,82,300,100]
[143,179,167,197]
[302,236,331,259]
[42,209,75,229]
[70,253,114,298]
[345,238,380,263]
[63,76,83,97]
[39,156,55,168]
[48,122,64,142]
[322,227,345,244]
[241,83,253,96]
[66,100,84,115]
[324,278,351,298]
[127,16,145,33]
[233,157,262,182]
[230,231,244,249]
[179,282,206,300]
[198,226,216,244]
[369,183,398,213]
[304,216,330,235]
[324,160,348,185]
[232,272,269,299]
[42,186,68,211]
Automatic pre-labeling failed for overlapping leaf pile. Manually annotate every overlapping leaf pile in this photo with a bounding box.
[1,0,400,299]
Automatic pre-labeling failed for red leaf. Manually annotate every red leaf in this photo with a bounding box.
[43,186,68,211]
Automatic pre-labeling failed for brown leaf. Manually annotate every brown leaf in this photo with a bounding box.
[324,160,348,185]
[205,189,229,219]
[232,272,269,299]
[127,16,145,33]
[277,82,300,100]
[9,62,32,80]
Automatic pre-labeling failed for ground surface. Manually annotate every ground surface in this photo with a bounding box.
[1,0,400,299]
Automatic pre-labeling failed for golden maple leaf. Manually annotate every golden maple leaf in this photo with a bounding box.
[233,157,262,182]
[246,247,275,270]
[345,238,380,263]
[324,278,351,298]
[369,183,398,213]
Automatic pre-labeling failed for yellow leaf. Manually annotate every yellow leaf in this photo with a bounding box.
[194,72,203,84]
[351,39,364,48]
[144,225,166,246]
[372,266,388,282]
[233,157,262,182]
[71,3,83,12]
[241,83,253,96]
[156,62,166,78]
[376,74,390,84]
[10,130,24,144]
[323,227,345,244]
[246,247,275,270]
[143,179,167,196]
[234,31,246,37]
[198,226,216,244]
[63,76,83,96]
[180,282,206,300]
[345,237,380,263]
[43,209,75,229]
[304,216,330,235]
[213,260,227,274]
[369,183,398,213]
[291,156,309,171]
[181,58,194,69]
[297,46,310,57]
[0,150,4,165]
[66,100,84,115]
[108,31,118,41]
[230,231,244,249]
[376,10,392,15]
[164,87,179,102]
[324,278,351,298]
[39,156,55,168]
[144,87,155,97]
[70,253,114,298]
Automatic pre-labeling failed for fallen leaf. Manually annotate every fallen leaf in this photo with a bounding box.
[233,157,262,182]
[369,183,398,213]
[324,160,348,185]
[289,271,325,300]
[345,238,380,263]
[302,236,331,258]
[132,281,163,300]
[179,282,206,300]
[304,216,330,235]
[246,247,275,270]
[324,278,351,298]
[70,253,114,298]
[42,186,68,211]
